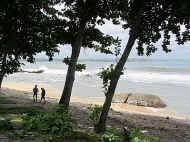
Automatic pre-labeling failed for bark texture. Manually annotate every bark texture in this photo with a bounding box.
[0,53,7,89]
[0,73,4,89]
[95,31,137,132]
[59,22,86,106]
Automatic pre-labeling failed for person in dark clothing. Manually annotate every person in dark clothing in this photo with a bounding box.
[40,88,46,104]
[33,85,38,102]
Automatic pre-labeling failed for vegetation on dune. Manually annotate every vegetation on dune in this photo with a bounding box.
[0,94,161,142]
[22,105,74,138]
[129,129,160,142]
[88,104,103,125]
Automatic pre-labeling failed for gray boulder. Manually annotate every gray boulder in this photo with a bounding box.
[113,93,166,108]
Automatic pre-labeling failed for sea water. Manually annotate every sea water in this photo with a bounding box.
[4,58,190,116]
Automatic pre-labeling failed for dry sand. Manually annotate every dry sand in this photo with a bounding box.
[1,83,190,142]
[2,82,189,121]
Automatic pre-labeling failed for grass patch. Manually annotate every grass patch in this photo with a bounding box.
[9,114,23,128]
[130,129,160,142]
[52,131,99,142]
[0,117,12,132]
[100,128,125,142]
[0,102,46,139]
[0,106,45,114]
[0,95,16,104]
[0,95,160,142]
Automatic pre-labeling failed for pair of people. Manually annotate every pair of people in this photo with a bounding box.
[33,85,46,103]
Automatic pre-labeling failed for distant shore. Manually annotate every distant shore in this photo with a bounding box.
[2,82,190,121]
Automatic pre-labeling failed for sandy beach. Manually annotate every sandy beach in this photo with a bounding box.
[1,83,190,142]
[2,82,190,121]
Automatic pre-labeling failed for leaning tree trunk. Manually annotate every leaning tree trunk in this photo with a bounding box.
[59,22,86,107]
[0,73,4,89]
[95,31,137,132]
[59,41,82,106]
[0,53,7,89]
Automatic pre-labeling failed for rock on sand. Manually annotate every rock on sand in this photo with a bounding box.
[113,93,166,108]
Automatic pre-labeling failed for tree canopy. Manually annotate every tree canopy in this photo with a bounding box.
[54,0,121,55]
[57,0,121,106]
[96,0,190,132]
[0,0,59,87]
[120,0,190,55]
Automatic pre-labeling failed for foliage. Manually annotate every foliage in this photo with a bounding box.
[51,131,100,142]
[101,131,121,142]
[118,0,190,55]
[55,0,121,51]
[101,128,124,142]
[0,0,59,82]
[56,0,122,65]
[98,64,115,94]
[98,64,123,94]
[0,117,12,131]
[57,0,122,105]
[63,57,71,66]
[96,0,190,132]
[88,105,103,125]
[97,40,122,95]
[129,129,160,142]
[22,105,74,138]
[0,108,44,116]
[63,57,86,72]
[75,63,86,72]
[98,0,190,95]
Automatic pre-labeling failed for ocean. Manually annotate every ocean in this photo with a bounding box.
[4,58,190,117]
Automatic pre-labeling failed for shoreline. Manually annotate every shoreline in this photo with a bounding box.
[2,82,190,121]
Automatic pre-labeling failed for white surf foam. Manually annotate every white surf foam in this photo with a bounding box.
[122,70,190,86]
[22,66,190,86]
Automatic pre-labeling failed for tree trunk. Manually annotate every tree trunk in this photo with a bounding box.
[0,73,4,89]
[59,41,82,106]
[59,22,86,107]
[95,31,137,132]
[0,53,7,90]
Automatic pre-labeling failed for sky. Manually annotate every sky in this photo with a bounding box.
[37,21,190,61]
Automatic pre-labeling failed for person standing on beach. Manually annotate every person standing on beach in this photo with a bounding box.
[40,88,46,104]
[33,85,38,102]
